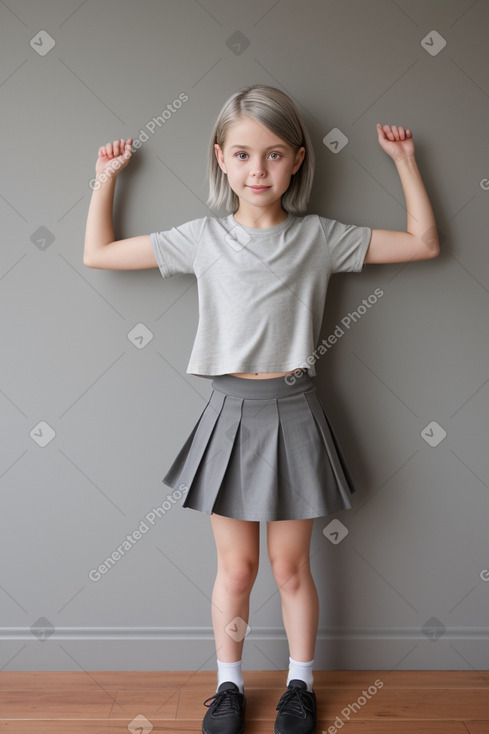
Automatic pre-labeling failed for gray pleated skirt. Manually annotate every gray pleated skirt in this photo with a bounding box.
[162,371,357,521]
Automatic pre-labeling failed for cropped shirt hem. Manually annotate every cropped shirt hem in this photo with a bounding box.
[187,363,313,379]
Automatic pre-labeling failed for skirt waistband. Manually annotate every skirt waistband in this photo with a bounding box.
[211,370,314,399]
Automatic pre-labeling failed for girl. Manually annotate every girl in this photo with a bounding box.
[84,85,439,734]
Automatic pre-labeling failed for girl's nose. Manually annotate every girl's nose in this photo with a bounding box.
[250,161,267,177]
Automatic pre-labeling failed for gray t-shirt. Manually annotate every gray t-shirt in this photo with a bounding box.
[150,213,371,379]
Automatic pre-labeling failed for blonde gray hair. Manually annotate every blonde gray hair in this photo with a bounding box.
[207,85,315,214]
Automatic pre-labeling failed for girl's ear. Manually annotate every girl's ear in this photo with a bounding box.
[214,143,227,174]
[291,146,306,175]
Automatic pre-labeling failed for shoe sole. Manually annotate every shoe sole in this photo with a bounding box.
[274,724,316,734]
[202,724,245,734]
[274,719,317,734]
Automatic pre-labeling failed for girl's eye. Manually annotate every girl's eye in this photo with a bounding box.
[235,152,282,160]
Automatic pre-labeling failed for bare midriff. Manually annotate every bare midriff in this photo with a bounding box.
[228,368,302,380]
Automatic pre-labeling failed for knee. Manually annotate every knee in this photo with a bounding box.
[270,558,309,593]
[219,560,258,596]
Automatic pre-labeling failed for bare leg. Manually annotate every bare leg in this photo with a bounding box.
[267,518,318,661]
[210,513,260,662]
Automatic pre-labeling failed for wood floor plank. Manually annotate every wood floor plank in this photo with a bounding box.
[0,670,212,691]
[310,670,489,689]
[0,671,487,732]
[177,686,489,721]
[464,724,489,734]
[107,688,180,719]
[318,726,469,734]
[0,670,487,690]
[0,689,118,719]
[0,719,472,733]
[352,689,489,720]
[0,724,200,733]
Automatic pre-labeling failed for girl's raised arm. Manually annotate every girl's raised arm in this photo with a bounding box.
[364,124,440,264]
[83,138,157,270]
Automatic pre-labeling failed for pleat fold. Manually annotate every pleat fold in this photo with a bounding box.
[212,395,280,519]
[303,388,357,507]
[161,375,358,521]
[162,389,226,494]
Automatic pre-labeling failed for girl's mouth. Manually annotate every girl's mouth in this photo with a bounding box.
[248,186,271,193]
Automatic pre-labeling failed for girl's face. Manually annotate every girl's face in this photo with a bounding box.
[214,115,305,213]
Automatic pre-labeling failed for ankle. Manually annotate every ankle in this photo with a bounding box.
[286,656,314,692]
[217,658,244,694]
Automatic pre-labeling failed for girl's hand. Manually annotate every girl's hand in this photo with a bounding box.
[376,124,415,162]
[95,137,133,176]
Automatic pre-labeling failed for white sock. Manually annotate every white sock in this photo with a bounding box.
[287,656,314,692]
[217,659,244,694]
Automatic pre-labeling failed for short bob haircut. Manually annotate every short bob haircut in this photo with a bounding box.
[207,85,315,215]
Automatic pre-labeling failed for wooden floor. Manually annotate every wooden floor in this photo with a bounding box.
[0,670,488,732]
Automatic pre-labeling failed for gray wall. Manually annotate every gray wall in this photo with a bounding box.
[1,0,488,673]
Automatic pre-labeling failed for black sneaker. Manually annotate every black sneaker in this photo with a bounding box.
[202,681,246,734]
[274,679,317,734]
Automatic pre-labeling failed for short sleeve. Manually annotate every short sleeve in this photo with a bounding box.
[150,217,205,278]
[319,217,372,273]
